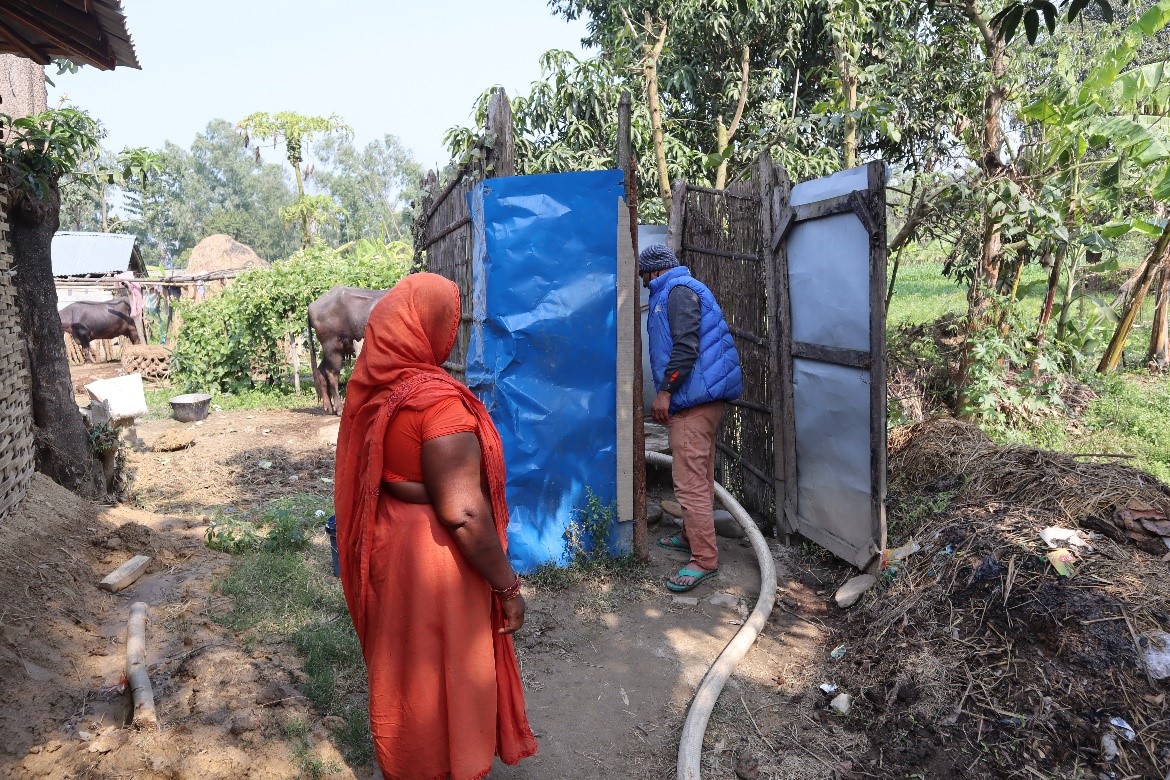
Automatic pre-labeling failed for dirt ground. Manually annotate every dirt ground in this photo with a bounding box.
[18,364,1165,778]
[2,364,880,779]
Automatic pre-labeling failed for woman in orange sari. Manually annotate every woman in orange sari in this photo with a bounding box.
[334,273,537,780]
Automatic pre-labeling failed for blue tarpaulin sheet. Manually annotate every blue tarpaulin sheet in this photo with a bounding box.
[467,169,626,574]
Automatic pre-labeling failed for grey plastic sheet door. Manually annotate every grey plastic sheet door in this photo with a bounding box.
[775,162,887,569]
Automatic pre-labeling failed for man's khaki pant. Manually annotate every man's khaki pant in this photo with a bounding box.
[668,401,725,571]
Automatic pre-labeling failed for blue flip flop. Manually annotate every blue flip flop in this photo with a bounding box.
[666,567,718,593]
[657,534,691,553]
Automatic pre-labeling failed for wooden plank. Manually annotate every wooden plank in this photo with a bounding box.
[685,183,759,200]
[793,193,854,223]
[680,243,762,263]
[849,190,877,235]
[615,201,637,537]
[867,160,889,570]
[727,397,772,415]
[791,341,871,369]
[0,18,52,64]
[771,166,798,535]
[666,179,687,254]
[729,326,766,347]
[617,90,648,561]
[424,216,472,249]
[98,555,151,593]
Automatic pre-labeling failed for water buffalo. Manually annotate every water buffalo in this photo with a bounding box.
[59,298,141,363]
[307,286,388,414]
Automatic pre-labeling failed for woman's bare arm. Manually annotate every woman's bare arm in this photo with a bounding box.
[422,431,525,633]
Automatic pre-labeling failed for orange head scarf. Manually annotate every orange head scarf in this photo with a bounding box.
[334,272,512,640]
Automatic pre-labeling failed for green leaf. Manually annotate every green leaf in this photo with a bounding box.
[1039,1,1057,33]
[1096,0,1114,23]
[1068,0,1091,22]
[1001,5,1025,42]
[1024,8,1040,43]
[1155,168,1170,201]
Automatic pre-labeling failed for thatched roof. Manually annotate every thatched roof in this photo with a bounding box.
[185,235,268,275]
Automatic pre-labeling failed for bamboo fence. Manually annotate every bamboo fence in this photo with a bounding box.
[0,184,35,521]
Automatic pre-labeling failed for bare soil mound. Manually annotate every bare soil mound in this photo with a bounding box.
[186,234,268,275]
[0,475,355,779]
[831,419,1170,778]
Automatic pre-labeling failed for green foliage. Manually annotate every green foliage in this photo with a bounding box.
[120,120,299,265]
[205,493,331,555]
[171,239,412,392]
[313,134,423,244]
[0,107,101,200]
[563,487,618,567]
[960,314,1067,430]
[86,421,120,455]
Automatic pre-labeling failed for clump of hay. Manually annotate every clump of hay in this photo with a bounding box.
[890,416,1170,523]
[186,234,268,275]
[152,429,195,452]
[888,417,993,487]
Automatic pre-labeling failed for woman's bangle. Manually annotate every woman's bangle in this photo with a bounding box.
[493,576,522,601]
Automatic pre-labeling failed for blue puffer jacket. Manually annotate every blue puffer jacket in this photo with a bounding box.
[648,266,743,413]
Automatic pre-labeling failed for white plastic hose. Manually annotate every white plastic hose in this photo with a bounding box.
[645,450,778,780]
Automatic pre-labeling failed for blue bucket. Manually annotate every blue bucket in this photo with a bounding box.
[325,515,339,577]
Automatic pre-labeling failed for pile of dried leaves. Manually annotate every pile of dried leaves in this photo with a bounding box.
[833,418,1170,779]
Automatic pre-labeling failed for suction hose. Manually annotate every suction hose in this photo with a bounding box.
[645,451,778,780]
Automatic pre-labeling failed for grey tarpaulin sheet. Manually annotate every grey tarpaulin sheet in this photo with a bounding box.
[467,169,627,574]
[787,165,881,567]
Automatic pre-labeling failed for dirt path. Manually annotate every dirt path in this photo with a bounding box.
[3,398,857,780]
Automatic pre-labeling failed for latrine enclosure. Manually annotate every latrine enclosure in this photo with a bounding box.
[416,89,887,569]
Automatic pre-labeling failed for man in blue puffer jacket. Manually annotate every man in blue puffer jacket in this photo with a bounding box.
[640,244,743,592]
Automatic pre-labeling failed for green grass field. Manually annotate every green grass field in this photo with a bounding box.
[887,260,1170,482]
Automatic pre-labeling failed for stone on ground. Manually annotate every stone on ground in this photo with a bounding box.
[834,574,878,609]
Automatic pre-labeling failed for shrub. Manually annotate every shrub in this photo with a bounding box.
[172,239,413,392]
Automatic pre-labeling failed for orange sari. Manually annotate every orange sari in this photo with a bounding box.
[334,273,537,780]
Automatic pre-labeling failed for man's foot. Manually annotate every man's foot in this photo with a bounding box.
[657,534,691,553]
[665,564,718,592]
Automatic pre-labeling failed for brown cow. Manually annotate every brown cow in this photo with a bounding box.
[307,286,388,414]
[59,299,141,363]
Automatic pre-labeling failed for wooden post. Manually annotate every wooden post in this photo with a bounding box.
[486,88,515,178]
[771,168,797,536]
[758,153,787,539]
[617,91,648,561]
[666,179,687,254]
[867,161,889,564]
[290,333,301,393]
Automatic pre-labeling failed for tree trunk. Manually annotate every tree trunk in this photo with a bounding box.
[1148,266,1170,368]
[642,16,671,220]
[1098,219,1170,373]
[10,185,105,498]
[1035,245,1067,347]
[715,46,750,190]
[955,1,1008,410]
[838,49,858,169]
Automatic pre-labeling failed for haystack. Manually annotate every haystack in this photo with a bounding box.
[186,234,268,275]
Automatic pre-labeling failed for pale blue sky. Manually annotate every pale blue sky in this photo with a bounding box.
[48,0,589,170]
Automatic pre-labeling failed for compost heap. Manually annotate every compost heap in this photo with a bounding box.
[835,418,1170,779]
